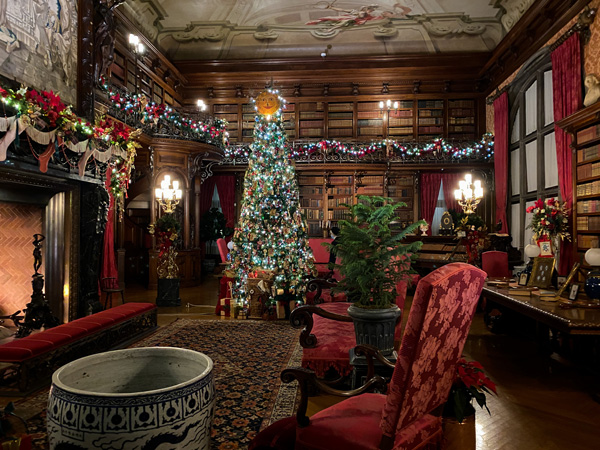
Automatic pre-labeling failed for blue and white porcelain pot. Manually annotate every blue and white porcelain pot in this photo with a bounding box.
[47,347,215,449]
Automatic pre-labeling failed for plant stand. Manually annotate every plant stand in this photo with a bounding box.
[349,348,397,389]
[156,278,181,307]
[442,414,476,450]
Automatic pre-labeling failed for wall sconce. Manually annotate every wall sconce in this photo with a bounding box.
[128,34,145,94]
[155,175,182,214]
[379,99,399,111]
[454,173,483,215]
[197,99,207,111]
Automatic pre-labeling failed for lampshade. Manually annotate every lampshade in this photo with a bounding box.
[524,243,541,258]
[585,248,600,266]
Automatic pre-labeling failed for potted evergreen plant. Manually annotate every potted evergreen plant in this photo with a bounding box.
[328,195,424,355]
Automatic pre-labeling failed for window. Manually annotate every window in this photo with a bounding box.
[508,50,559,260]
[431,182,446,236]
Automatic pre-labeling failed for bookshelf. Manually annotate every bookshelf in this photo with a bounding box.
[327,174,354,230]
[448,99,476,140]
[327,102,354,139]
[298,174,325,237]
[283,103,296,140]
[214,104,241,141]
[387,100,414,141]
[357,102,384,139]
[556,102,600,273]
[417,99,444,141]
[386,174,416,226]
[241,103,255,142]
[299,102,325,138]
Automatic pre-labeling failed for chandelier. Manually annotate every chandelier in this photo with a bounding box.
[155,175,182,214]
[454,174,483,215]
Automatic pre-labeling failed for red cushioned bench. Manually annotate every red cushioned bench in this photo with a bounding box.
[0,303,157,394]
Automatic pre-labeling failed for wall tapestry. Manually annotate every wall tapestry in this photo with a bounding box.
[0,0,77,104]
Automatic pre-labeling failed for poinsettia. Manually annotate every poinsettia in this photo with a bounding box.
[526,197,570,241]
[444,358,497,423]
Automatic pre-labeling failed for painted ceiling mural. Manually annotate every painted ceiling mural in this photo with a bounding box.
[121,0,535,60]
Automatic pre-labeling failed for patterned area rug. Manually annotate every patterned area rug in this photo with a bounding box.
[16,319,302,449]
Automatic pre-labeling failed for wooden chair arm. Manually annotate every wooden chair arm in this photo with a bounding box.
[354,344,396,380]
[290,305,352,348]
[281,367,387,427]
[306,278,338,304]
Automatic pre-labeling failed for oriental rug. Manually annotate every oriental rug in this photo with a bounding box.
[17,319,302,449]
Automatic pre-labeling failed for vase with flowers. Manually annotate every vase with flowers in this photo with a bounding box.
[442,358,497,450]
[526,198,570,256]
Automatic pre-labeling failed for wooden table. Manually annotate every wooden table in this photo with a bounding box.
[482,286,600,335]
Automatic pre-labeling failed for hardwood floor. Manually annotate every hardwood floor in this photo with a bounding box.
[5,276,599,449]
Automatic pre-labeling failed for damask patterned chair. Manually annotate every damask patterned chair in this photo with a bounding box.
[481,250,511,278]
[250,262,487,450]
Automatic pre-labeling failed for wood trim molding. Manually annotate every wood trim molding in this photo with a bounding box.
[77,0,95,120]
[480,0,592,95]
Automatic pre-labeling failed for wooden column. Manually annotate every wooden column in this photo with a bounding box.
[194,177,201,248]
[184,187,191,249]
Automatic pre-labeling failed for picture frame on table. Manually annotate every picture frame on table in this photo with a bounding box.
[569,284,580,301]
[527,257,555,289]
[539,240,553,257]
[555,262,581,298]
[518,272,529,286]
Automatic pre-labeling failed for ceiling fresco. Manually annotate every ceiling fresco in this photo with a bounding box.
[120,0,535,60]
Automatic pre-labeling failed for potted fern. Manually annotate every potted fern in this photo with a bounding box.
[328,195,424,355]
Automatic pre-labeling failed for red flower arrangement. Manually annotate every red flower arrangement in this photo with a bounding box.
[444,358,497,423]
[526,197,570,241]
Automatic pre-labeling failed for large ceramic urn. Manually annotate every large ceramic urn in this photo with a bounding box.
[347,304,401,356]
[47,347,215,449]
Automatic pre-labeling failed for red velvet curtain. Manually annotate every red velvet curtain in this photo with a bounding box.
[214,175,236,228]
[552,33,581,275]
[441,173,463,213]
[199,176,217,220]
[420,173,442,236]
[101,172,119,289]
[493,92,509,234]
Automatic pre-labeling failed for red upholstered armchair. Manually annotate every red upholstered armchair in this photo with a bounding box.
[217,238,229,264]
[250,262,487,450]
[481,250,511,278]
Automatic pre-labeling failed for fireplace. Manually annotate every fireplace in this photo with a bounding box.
[0,168,80,323]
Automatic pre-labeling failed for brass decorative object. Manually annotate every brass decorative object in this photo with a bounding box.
[157,246,179,279]
[454,174,483,215]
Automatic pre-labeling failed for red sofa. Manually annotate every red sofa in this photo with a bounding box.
[0,303,157,393]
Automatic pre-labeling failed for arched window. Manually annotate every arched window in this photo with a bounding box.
[508,49,559,258]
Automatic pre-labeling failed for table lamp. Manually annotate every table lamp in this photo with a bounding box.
[522,242,541,275]
[584,248,600,301]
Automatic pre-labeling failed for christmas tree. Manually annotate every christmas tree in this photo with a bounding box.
[229,89,315,311]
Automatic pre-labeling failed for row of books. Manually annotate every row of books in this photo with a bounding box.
[449,108,474,116]
[329,129,353,137]
[418,100,444,108]
[358,127,383,135]
[214,104,238,113]
[308,223,322,235]
[303,209,324,220]
[329,187,353,195]
[360,176,383,184]
[577,124,600,144]
[418,109,443,117]
[300,198,322,208]
[357,187,384,195]
[418,126,444,133]
[328,103,353,111]
[577,145,600,162]
[298,102,324,111]
[449,117,475,125]
[328,197,353,207]
[576,199,600,213]
[449,126,476,132]
[576,180,600,196]
[356,111,381,119]
[300,187,324,195]
[578,234,600,247]
[418,118,444,125]
[358,119,383,126]
[389,118,413,126]
[576,161,600,179]
[389,110,413,118]
[448,100,475,108]
[299,129,323,137]
[328,210,352,220]
[389,127,414,134]
[298,176,323,185]
[299,112,324,119]
[576,215,600,230]
[328,112,353,119]
[329,119,353,127]
[329,176,353,184]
